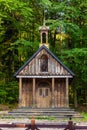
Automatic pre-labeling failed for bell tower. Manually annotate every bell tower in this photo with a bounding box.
[39,15,49,48]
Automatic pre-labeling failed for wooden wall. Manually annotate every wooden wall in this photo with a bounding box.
[54,79,66,107]
[21,78,66,108]
[19,49,70,76]
[22,78,33,107]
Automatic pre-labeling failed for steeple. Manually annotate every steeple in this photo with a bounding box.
[39,10,49,48]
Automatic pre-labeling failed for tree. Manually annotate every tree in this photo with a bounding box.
[0,0,32,43]
[0,0,33,81]
[45,0,87,50]
[61,48,87,106]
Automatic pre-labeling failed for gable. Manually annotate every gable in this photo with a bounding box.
[15,45,74,78]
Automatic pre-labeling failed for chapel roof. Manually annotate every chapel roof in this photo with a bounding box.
[14,45,74,78]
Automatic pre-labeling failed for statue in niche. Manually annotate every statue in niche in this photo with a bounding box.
[40,55,48,72]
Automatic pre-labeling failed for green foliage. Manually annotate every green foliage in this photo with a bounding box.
[46,0,87,48]
[12,39,39,64]
[39,0,52,8]
[61,48,87,83]
[82,112,87,120]
[0,0,32,43]
[0,81,18,104]
[61,48,87,104]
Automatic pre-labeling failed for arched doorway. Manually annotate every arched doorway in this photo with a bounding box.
[36,81,51,108]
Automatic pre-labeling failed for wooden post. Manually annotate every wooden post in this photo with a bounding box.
[66,78,69,107]
[52,78,55,108]
[19,78,22,107]
[41,33,42,44]
[33,78,35,108]
[46,32,48,44]
[58,82,60,107]
[64,117,75,130]
[30,116,40,130]
[68,117,75,130]
[31,116,35,130]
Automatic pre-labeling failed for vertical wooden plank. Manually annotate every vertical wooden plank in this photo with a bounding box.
[32,60,33,74]
[49,56,51,73]
[61,66,63,75]
[56,61,57,74]
[61,79,64,107]
[33,59,35,74]
[34,58,36,74]
[52,78,55,108]
[26,80,29,107]
[29,80,33,106]
[22,82,24,106]
[58,63,60,74]
[54,80,58,107]
[36,58,38,74]
[62,80,65,107]
[64,79,66,107]
[58,79,60,107]
[60,79,63,107]
[66,78,69,107]
[19,78,22,107]
[33,78,36,108]
[38,58,40,73]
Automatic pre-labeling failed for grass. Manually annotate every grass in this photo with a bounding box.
[71,112,87,123]
[36,112,87,122]
[33,116,56,121]
[81,112,87,121]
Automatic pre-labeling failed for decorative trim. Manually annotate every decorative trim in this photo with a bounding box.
[16,75,73,78]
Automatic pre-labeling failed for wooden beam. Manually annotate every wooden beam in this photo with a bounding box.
[33,78,36,108]
[19,78,22,107]
[66,78,69,107]
[58,82,60,107]
[52,78,55,108]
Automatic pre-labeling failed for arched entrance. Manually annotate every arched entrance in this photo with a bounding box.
[36,81,51,108]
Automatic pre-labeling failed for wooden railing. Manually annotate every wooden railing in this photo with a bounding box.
[0,117,87,130]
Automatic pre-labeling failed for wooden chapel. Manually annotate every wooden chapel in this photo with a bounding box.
[14,23,74,108]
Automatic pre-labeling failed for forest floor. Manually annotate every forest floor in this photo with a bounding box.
[76,105,87,113]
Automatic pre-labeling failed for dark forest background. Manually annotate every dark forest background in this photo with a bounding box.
[0,0,87,109]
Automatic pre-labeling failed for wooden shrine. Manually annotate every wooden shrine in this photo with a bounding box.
[14,24,74,108]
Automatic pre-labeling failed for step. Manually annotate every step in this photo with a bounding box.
[12,107,75,111]
[2,114,82,119]
[9,111,76,114]
[11,108,75,113]
[2,107,83,119]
